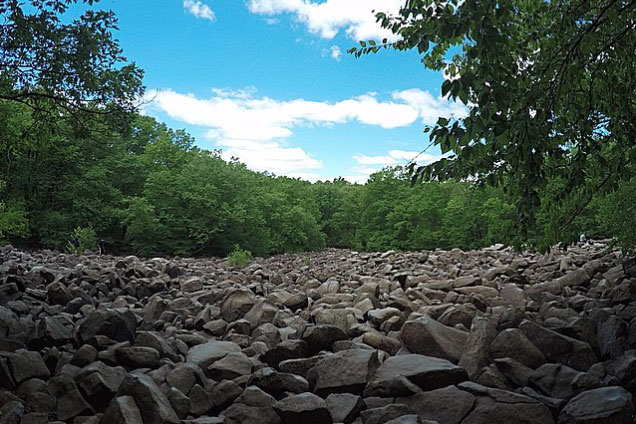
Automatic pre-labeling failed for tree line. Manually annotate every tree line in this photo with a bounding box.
[2,99,632,257]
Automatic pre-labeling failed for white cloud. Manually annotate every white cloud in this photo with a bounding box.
[183,0,216,21]
[247,0,404,41]
[330,45,342,61]
[219,139,323,174]
[353,149,444,167]
[391,89,467,123]
[143,87,464,178]
[347,149,445,182]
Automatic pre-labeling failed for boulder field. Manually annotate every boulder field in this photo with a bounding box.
[1,242,636,423]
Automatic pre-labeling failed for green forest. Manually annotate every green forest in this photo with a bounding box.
[1,0,635,257]
[0,102,630,257]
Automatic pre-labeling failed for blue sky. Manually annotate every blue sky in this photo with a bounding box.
[95,0,466,182]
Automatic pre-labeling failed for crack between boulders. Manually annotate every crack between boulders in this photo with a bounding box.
[457,392,478,424]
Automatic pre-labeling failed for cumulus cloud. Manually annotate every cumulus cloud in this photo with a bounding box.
[143,87,465,178]
[353,149,444,167]
[330,45,342,61]
[219,139,323,175]
[247,0,404,41]
[346,149,446,182]
[183,0,216,21]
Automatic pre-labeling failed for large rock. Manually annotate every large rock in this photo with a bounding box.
[364,354,467,397]
[186,340,242,370]
[490,328,546,369]
[5,350,50,384]
[302,325,348,355]
[458,316,497,378]
[222,402,282,424]
[273,392,331,424]
[325,393,365,424]
[221,386,281,424]
[116,373,180,424]
[557,269,590,288]
[307,349,380,396]
[78,308,137,344]
[48,374,94,422]
[74,361,127,410]
[221,290,256,322]
[116,346,161,369]
[519,320,597,371]
[261,340,309,368]
[400,316,467,363]
[360,403,415,424]
[458,382,555,424]
[529,363,602,400]
[398,385,475,424]
[247,367,310,398]
[558,386,633,424]
[207,351,253,380]
[100,396,144,424]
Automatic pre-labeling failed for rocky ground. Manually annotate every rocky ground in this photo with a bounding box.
[1,242,636,424]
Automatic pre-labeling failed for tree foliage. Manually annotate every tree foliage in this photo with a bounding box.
[352,0,636,247]
[0,0,144,131]
[1,100,568,256]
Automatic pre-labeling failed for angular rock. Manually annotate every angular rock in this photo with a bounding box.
[273,392,331,424]
[78,308,137,344]
[116,373,180,424]
[222,402,282,424]
[5,350,50,384]
[167,387,190,419]
[360,403,414,424]
[100,396,144,424]
[364,354,467,397]
[0,400,25,424]
[221,290,255,322]
[362,332,402,356]
[302,325,348,355]
[116,346,161,369]
[558,386,633,424]
[74,361,127,410]
[166,363,203,395]
[458,382,554,424]
[48,374,94,422]
[529,363,602,400]
[186,340,241,370]
[519,320,597,371]
[458,316,497,378]
[398,385,475,424]
[211,380,242,410]
[325,393,365,424]
[261,340,309,369]
[400,316,467,363]
[490,329,546,369]
[307,349,380,397]
[207,351,253,380]
[247,367,309,398]
[279,356,326,379]
[557,269,590,288]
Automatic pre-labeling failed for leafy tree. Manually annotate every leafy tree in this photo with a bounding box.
[0,180,29,243]
[66,226,97,254]
[0,0,144,131]
[596,178,636,252]
[313,178,362,248]
[353,0,636,247]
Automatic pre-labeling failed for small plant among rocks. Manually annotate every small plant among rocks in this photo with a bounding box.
[227,244,252,267]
